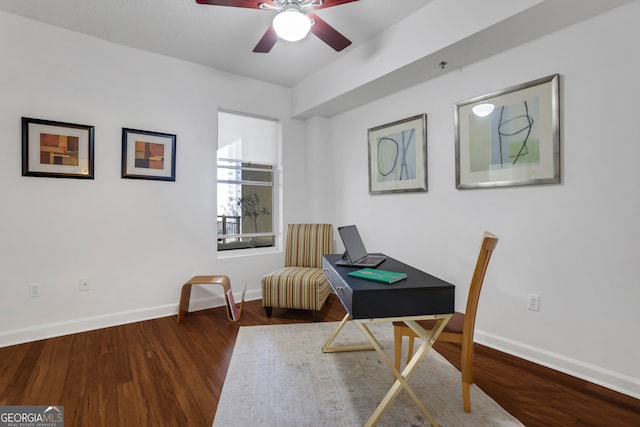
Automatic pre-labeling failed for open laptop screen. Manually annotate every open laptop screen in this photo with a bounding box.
[337,225,368,263]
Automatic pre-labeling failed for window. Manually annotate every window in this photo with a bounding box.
[217,111,279,252]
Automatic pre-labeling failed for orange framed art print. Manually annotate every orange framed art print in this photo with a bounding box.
[22,117,95,179]
[121,128,176,181]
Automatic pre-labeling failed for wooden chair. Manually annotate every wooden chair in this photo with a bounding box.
[392,231,499,412]
[261,224,333,320]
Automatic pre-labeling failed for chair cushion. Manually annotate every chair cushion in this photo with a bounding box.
[261,267,331,311]
[393,311,465,334]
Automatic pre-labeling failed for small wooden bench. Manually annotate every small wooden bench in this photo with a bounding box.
[177,275,234,322]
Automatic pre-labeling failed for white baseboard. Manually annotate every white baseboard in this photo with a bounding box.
[0,289,263,348]
[475,329,640,400]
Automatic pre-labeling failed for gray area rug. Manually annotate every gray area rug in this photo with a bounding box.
[213,321,523,426]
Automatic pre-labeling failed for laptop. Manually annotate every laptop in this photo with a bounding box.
[336,225,386,268]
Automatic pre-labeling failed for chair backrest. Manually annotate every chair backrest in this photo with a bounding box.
[462,232,499,346]
[284,224,333,268]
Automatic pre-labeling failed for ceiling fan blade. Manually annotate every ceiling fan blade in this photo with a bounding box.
[195,0,357,9]
[308,13,351,52]
[253,26,278,53]
[314,0,359,10]
[195,0,269,9]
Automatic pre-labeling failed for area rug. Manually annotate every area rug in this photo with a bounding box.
[213,321,523,426]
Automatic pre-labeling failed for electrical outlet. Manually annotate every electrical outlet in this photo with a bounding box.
[527,294,540,312]
[79,277,91,292]
[30,283,40,298]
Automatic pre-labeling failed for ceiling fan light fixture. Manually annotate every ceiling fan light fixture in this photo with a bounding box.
[273,9,311,42]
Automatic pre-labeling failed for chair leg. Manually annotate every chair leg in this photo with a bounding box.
[406,336,415,365]
[462,382,471,412]
[461,341,474,412]
[264,306,272,318]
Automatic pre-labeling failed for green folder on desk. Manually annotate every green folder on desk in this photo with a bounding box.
[347,268,407,284]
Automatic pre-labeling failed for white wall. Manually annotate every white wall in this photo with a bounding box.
[314,3,640,398]
[0,11,306,345]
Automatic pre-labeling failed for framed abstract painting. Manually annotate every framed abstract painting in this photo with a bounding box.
[368,114,427,194]
[22,117,94,179]
[454,74,560,189]
[121,128,176,181]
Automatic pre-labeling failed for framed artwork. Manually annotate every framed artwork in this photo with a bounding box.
[121,128,176,181]
[368,114,427,194]
[22,117,94,179]
[454,74,560,189]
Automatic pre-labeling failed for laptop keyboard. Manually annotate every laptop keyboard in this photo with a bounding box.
[360,255,385,264]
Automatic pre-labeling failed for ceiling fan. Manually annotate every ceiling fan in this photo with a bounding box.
[196,0,358,53]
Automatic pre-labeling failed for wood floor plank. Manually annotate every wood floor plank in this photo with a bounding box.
[1,294,638,426]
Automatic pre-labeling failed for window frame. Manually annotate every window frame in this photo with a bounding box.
[216,110,280,255]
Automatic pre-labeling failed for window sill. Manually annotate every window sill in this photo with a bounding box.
[217,245,281,259]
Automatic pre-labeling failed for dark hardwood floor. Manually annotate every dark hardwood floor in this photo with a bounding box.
[1,294,639,426]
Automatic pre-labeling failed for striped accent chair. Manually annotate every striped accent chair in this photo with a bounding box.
[261,224,333,319]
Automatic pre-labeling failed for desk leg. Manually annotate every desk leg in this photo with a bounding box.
[322,313,377,353]
[361,315,451,427]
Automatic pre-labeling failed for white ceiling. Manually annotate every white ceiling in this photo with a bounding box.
[1,0,632,118]
[0,0,433,88]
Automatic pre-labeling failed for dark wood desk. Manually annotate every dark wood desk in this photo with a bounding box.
[321,254,456,427]
[322,254,455,318]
